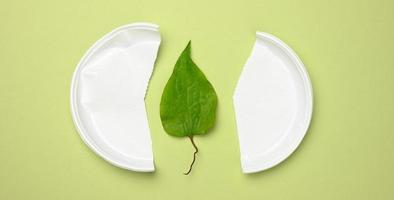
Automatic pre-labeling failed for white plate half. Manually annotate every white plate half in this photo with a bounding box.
[70,23,161,172]
[233,32,313,173]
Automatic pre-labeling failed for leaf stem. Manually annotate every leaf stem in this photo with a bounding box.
[184,136,198,175]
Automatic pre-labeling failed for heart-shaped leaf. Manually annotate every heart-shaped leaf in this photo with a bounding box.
[160,41,218,175]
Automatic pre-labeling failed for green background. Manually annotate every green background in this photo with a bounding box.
[1,0,393,199]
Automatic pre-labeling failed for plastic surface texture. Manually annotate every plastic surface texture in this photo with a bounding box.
[233,32,313,173]
[70,23,161,172]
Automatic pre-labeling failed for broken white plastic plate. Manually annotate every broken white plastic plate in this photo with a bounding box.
[70,23,161,172]
[233,32,313,173]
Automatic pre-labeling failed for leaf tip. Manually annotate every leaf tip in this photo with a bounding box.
[183,40,192,55]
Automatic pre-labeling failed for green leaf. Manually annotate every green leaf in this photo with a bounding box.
[160,41,218,137]
[160,41,218,175]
